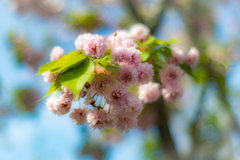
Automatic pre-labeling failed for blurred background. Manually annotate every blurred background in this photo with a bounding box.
[0,0,240,159]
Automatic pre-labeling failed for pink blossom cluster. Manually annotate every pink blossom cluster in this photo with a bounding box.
[159,64,184,102]
[107,23,150,49]
[41,23,198,133]
[138,82,161,103]
[75,33,106,59]
[159,46,200,102]
[42,24,154,132]
[167,44,200,66]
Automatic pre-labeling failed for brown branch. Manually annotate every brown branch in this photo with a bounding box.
[187,83,207,160]
[152,96,181,160]
[122,0,145,24]
[123,0,168,34]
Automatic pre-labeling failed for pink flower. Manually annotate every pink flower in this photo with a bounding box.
[88,86,96,95]
[112,46,141,66]
[115,64,138,86]
[50,46,64,61]
[136,62,154,84]
[53,96,72,115]
[107,30,137,49]
[166,44,185,64]
[61,85,74,99]
[61,86,84,100]
[185,47,199,66]
[138,82,161,103]
[75,33,106,59]
[116,95,143,118]
[127,47,142,66]
[70,107,90,125]
[75,33,91,50]
[116,115,138,133]
[161,84,183,103]
[42,71,59,83]
[129,23,150,42]
[91,73,115,95]
[112,46,132,63]
[121,38,138,48]
[102,113,118,128]
[105,82,128,106]
[159,64,183,86]
[87,108,107,129]
[46,97,58,114]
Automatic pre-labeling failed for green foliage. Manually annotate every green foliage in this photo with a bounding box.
[51,50,86,74]
[194,66,209,83]
[35,50,86,76]
[90,55,110,66]
[143,132,162,160]
[34,60,58,76]
[141,51,151,62]
[64,12,103,31]
[137,37,176,62]
[105,64,120,72]
[38,75,61,102]
[59,58,94,101]
[180,64,195,79]
[145,36,179,47]
[155,47,173,58]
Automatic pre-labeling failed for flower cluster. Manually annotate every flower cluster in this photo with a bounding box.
[39,23,199,132]
[159,45,199,102]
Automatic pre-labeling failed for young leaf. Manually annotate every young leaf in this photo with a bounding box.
[145,36,179,47]
[106,64,120,71]
[37,75,61,102]
[155,47,173,58]
[51,50,85,73]
[180,64,195,79]
[141,51,151,62]
[155,39,179,45]
[145,36,156,45]
[90,55,110,66]
[59,58,94,101]
[34,60,58,76]
[134,40,146,47]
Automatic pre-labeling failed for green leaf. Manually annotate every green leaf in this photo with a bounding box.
[59,58,94,101]
[90,55,110,66]
[155,39,179,45]
[37,75,61,102]
[51,50,85,74]
[195,66,209,83]
[145,36,179,47]
[141,51,151,62]
[145,36,156,45]
[106,64,120,71]
[134,40,146,47]
[180,64,195,79]
[155,47,173,58]
[34,60,58,76]
[50,88,61,98]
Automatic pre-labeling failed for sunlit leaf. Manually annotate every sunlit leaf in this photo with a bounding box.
[90,55,110,66]
[141,51,151,62]
[59,58,94,101]
[51,50,85,73]
[180,64,195,79]
[34,60,58,76]
[37,75,61,102]
[195,66,209,83]
[155,47,173,58]
[106,64,120,71]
